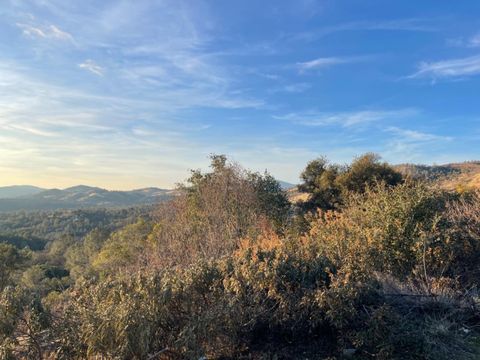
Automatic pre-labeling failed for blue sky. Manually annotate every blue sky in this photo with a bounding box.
[1,0,480,189]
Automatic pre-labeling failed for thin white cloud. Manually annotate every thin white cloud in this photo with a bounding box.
[6,123,57,137]
[16,23,73,41]
[386,127,453,142]
[79,60,104,76]
[297,56,358,72]
[409,55,480,79]
[282,83,311,93]
[383,127,453,162]
[275,109,417,128]
[354,18,436,32]
[49,25,73,41]
[291,18,436,42]
[447,32,480,48]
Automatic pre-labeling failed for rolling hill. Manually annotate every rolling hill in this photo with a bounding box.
[0,185,46,199]
[278,180,296,190]
[0,185,174,212]
[395,161,480,191]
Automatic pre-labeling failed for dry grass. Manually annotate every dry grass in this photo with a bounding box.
[286,187,310,203]
[436,162,480,191]
[395,162,480,192]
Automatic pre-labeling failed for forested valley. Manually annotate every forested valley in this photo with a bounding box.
[1,154,480,359]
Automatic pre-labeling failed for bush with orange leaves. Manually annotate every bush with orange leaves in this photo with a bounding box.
[51,230,336,359]
[146,155,291,269]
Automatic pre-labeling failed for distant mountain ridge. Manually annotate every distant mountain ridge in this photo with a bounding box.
[0,185,46,199]
[278,180,296,190]
[0,185,174,212]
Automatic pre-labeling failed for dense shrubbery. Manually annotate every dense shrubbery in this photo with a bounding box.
[147,155,290,268]
[2,154,480,359]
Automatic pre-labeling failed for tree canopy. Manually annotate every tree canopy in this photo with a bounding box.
[298,153,403,211]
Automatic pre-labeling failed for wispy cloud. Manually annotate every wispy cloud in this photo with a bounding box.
[447,32,480,48]
[6,123,58,137]
[79,60,104,76]
[16,22,73,41]
[297,57,353,72]
[336,18,437,32]
[296,55,371,73]
[349,18,436,32]
[282,83,311,93]
[383,127,453,162]
[291,18,436,42]
[268,83,311,93]
[275,109,417,128]
[408,54,480,80]
[386,127,453,142]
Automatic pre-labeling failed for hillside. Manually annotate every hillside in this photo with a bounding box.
[286,186,309,203]
[395,161,480,191]
[278,180,296,190]
[0,185,45,199]
[0,185,174,212]
[0,206,153,241]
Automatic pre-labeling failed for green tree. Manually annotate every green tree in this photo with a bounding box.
[336,153,403,194]
[92,220,153,276]
[298,153,403,211]
[298,157,342,211]
[65,228,109,280]
[183,154,290,230]
[0,243,28,291]
[47,235,76,267]
[248,171,291,230]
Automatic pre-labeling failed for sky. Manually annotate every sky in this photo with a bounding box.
[1,0,480,190]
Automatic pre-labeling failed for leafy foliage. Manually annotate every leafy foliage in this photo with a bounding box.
[148,155,290,268]
[298,153,403,211]
[0,244,29,292]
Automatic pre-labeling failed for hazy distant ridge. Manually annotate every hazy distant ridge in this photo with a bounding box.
[0,185,173,212]
[0,185,46,199]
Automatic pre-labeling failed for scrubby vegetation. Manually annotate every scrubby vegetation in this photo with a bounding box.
[1,154,480,359]
[395,161,480,193]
